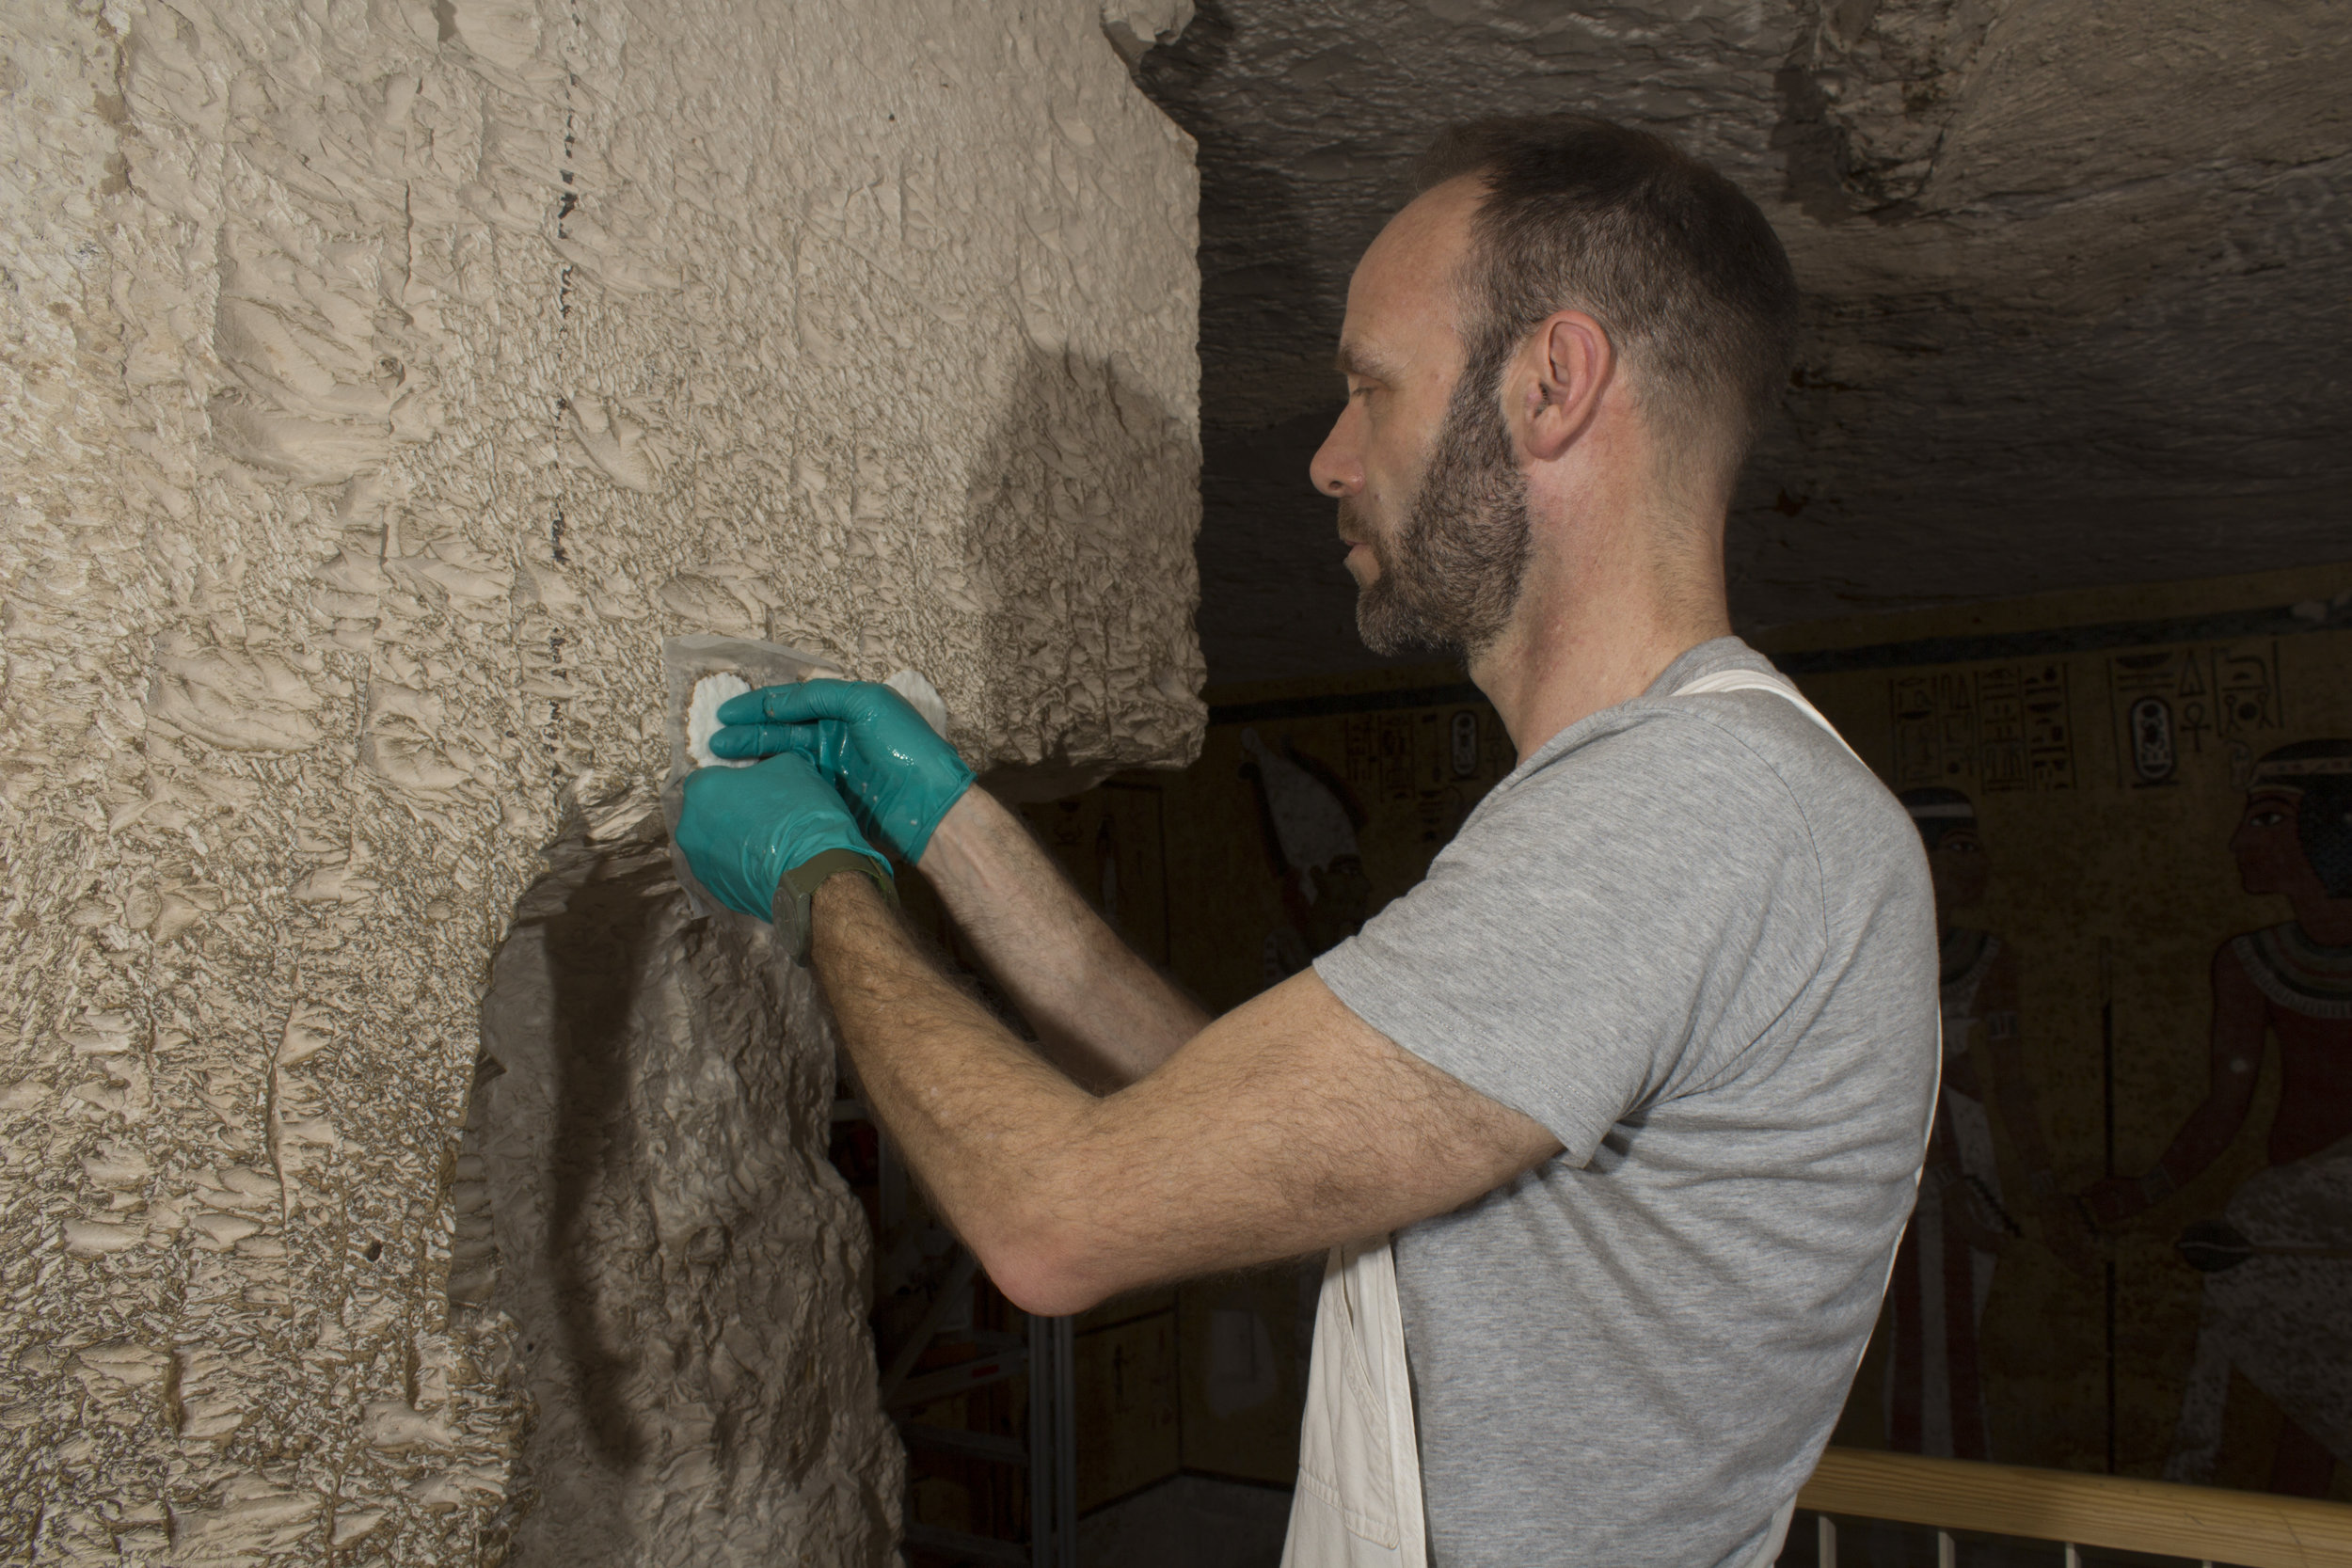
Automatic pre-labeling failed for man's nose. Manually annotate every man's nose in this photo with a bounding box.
[1309,405,1362,499]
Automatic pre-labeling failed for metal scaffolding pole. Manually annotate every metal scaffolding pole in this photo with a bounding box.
[1027,1311,1078,1568]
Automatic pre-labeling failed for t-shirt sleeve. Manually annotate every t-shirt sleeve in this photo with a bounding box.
[1311,714,1826,1165]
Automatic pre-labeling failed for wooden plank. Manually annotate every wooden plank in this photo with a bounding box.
[897,1419,1028,1467]
[1798,1448,2352,1568]
[891,1346,1026,1411]
[1076,1285,1178,1333]
[902,1521,1030,1566]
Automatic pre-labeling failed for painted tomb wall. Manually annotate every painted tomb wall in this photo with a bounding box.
[0,0,1202,1560]
[1778,562,2352,1500]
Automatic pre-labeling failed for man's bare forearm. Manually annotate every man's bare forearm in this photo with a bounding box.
[809,867,1563,1317]
[811,870,1104,1305]
[916,787,1207,1089]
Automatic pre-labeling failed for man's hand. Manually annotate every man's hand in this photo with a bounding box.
[2036,1192,2102,1280]
[717,682,1200,1090]
[2078,1172,2154,1230]
[676,751,891,920]
[709,679,975,863]
[1940,1174,2012,1256]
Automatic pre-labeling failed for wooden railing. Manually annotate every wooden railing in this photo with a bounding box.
[1798,1449,2352,1568]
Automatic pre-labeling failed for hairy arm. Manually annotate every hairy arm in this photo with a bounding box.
[811,870,1563,1316]
[1974,949,2047,1168]
[916,785,1208,1090]
[2083,942,2266,1226]
[2154,942,2269,1182]
[1975,947,2094,1275]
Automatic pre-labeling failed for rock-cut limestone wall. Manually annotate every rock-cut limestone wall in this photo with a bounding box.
[0,0,1201,1560]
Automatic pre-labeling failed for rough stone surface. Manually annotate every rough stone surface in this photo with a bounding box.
[469,787,899,1565]
[1141,0,2352,683]
[0,0,1200,1561]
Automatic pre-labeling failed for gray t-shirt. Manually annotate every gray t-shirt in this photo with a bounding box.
[1314,638,1938,1568]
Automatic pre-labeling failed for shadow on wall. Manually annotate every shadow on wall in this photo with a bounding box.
[455,781,902,1567]
[959,342,1206,798]
[539,857,668,1468]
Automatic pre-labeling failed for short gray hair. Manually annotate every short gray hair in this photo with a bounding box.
[1418,115,1800,476]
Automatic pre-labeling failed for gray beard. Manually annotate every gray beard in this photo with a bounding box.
[1348,366,1532,661]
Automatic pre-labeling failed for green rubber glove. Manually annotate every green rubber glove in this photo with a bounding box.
[708,679,975,863]
[676,752,895,950]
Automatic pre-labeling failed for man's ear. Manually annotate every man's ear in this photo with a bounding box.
[1513,310,1613,462]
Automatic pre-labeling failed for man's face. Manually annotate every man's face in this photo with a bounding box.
[1925,826,1989,917]
[1310,180,1532,660]
[2232,787,2313,897]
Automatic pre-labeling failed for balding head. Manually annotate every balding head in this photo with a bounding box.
[1339,175,1483,366]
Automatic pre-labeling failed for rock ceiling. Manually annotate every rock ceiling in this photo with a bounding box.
[1137,0,2352,683]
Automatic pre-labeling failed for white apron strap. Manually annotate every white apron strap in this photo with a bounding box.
[1739,1498,1800,1567]
[1671,667,1864,765]
[1281,1238,1428,1568]
[1682,661,1943,1544]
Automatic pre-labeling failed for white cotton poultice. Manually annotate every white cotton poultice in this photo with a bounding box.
[661,640,850,923]
[884,668,950,737]
[689,670,939,768]
[687,673,755,768]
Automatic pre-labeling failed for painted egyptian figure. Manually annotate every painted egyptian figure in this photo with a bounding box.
[1886,787,2093,1458]
[2084,738,2352,1496]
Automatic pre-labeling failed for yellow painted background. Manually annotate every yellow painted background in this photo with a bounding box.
[1774,567,2352,1495]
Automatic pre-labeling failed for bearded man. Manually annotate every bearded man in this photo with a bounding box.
[676,115,1939,1567]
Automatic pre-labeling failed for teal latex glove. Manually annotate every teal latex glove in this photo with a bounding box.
[708,679,975,863]
[676,752,895,947]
